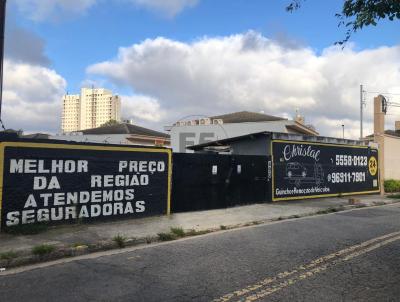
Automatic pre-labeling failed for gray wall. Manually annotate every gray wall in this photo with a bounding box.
[170,121,296,153]
[229,136,270,156]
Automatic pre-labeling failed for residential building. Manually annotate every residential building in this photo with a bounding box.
[165,111,318,153]
[62,94,80,132]
[52,122,170,147]
[62,88,121,132]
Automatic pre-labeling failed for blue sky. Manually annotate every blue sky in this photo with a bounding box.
[4,0,400,135]
[8,0,399,92]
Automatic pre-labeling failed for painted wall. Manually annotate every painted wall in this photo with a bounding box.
[272,140,380,201]
[170,120,300,153]
[0,140,171,231]
[384,135,400,180]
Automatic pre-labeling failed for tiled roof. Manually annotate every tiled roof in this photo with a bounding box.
[79,123,170,138]
[22,133,50,139]
[210,111,286,123]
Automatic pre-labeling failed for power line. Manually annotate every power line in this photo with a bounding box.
[364,91,400,96]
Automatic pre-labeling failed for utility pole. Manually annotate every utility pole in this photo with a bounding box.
[342,124,345,139]
[0,0,6,128]
[360,84,364,140]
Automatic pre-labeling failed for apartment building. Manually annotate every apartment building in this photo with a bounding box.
[62,88,121,132]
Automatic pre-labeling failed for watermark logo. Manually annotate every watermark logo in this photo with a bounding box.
[171,115,229,152]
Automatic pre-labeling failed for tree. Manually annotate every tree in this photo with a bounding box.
[101,119,120,127]
[287,0,400,45]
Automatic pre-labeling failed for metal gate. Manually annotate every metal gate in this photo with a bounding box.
[172,153,271,212]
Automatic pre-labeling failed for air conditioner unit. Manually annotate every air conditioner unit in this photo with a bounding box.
[213,119,223,125]
[200,118,211,125]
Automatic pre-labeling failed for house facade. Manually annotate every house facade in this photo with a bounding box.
[166,111,318,153]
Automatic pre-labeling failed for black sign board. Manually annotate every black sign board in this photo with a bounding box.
[272,140,379,201]
[0,142,171,230]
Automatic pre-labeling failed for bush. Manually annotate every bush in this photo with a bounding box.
[113,234,127,248]
[384,179,400,193]
[157,232,176,241]
[170,227,185,238]
[0,251,17,260]
[32,244,55,257]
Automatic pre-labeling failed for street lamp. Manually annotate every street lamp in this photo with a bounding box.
[342,124,345,139]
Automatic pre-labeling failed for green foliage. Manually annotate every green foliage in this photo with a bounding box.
[101,119,120,127]
[113,234,127,248]
[384,179,400,193]
[157,232,176,241]
[170,227,185,238]
[287,0,400,44]
[316,207,339,215]
[0,251,17,260]
[220,225,227,230]
[157,227,187,241]
[158,227,211,241]
[32,244,55,256]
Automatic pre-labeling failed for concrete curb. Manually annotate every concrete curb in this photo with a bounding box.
[1,198,399,270]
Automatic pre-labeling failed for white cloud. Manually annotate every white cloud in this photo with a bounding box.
[121,94,165,122]
[14,0,198,21]
[87,31,400,138]
[3,60,67,133]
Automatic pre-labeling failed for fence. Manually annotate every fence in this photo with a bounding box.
[271,140,380,201]
[172,153,271,212]
[0,137,171,231]
[0,135,382,231]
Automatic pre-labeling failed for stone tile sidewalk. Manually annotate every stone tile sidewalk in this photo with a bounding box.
[0,194,397,268]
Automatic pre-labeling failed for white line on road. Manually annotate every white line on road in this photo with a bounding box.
[213,231,400,302]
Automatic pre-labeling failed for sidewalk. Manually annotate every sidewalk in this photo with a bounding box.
[0,194,398,268]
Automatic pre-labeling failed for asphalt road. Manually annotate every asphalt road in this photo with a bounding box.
[2,204,400,302]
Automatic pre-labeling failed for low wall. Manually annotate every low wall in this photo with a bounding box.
[272,140,380,201]
[0,138,171,231]
[384,135,400,180]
